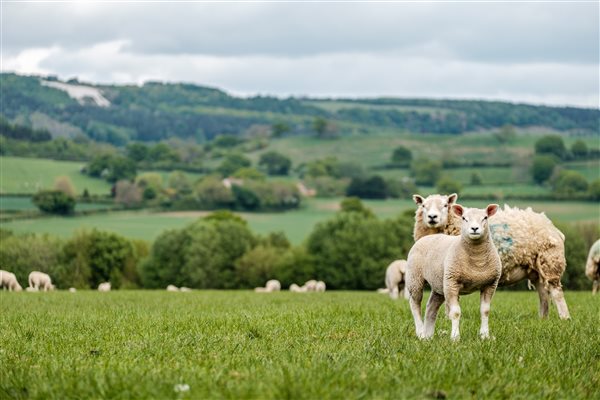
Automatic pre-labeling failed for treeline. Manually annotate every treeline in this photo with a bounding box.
[2,73,598,146]
[0,116,52,142]
[1,199,596,291]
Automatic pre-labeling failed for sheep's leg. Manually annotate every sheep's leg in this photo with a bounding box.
[534,278,550,319]
[408,290,425,339]
[479,286,495,339]
[549,285,570,320]
[423,291,444,339]
[593,280,598,295]
[445,286,461,341]
[389,286,399,300]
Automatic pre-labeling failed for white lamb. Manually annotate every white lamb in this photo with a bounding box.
[180,287,192,292]
[289,283,306,292]
[385,260,408,300]
[413,193,570,319]
[585,239,600,295]
[406,204,502,340]
[166,284,179,292]
[315,281,326,292]
[303,279,318,292]
[69,287,77,293]
[28,271,54,291]
[98,282,111,292]
[254,279,281,292]
[0,270,23,291]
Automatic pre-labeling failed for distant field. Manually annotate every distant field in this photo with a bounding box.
[0,196,113,213]
[1,291,597,399]
[0,157,111,195]
[3,198,598,244]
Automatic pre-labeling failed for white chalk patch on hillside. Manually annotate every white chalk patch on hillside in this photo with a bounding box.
[41,80,110,107]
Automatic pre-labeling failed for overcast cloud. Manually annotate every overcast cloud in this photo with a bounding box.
[2,2,598,107]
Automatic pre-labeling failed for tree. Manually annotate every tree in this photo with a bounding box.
[346,176,388,199]
[470,172,483,186]
[410,158,442,186]
[32,190,75,215]
[168,171,192,195]
[232,167,266,181]
[114,180,142,207]
[271,121,291,138]
[551,170,588,196]
[531,155,558,184]
[493,125,516,144]
[436,177,462,195]
[258,151,292,175]
[217,153,251,177]
[107,156,137,183]
[588,179,600,201]
[126,142,149,162]
[54,176,76,198]
[571,140,588,159]
[535,135,567,159]
[232,185,261,211]
[313,117,328,138]
[234,245,285,288]
[148,143,180,163]
[390,146,413,167]
[195,176,234,208]
[340,197,374,218]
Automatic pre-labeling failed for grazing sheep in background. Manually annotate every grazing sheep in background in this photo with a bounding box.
[28,271,54,291]
[303,280,318,292]
[1,270,23,292]
[26,286,38,292]
[385,260,408,300]
[406,204,502,340]
[377,288,389,294]
[289,283,305,292]
[585,239,600,295]
[255,279,281,292]
[413,193,571,319]
[315,281,326,292]
[166,285,179,292]
[98,282,111,292]
[69,287,77,293]
[180,287,192,292]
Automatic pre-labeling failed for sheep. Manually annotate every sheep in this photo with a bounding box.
[385,260,408,300]
[255,279,281,293]
[406,204,502,340]
[180,287,192,292]
[28,271,54,291]
[0,270,23,292]
[377,288,390,294]
[413,193,571,320]
[303,279,318,292]
[98,282,111,292]
[585,239,600,295]
[69,287,77,293]
[26,286,38,292]
[166,284,179,292]
[289,283,306,292]
[315,281,326,292]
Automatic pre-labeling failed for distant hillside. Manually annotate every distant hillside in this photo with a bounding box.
[1,73,598,145]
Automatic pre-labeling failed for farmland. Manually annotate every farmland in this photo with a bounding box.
[3,198,598,244]
[1,291,597,399]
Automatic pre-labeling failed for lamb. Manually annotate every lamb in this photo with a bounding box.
[585,239,600,295]
[28,271,54,291]
[69,287,77,293]
[289,283,306,292]
[315,281,326,292]
[385,260,408,300]
[179,287,192,292]
[303,280,318,292]
[98,282,111,292]
[0,270,23,291]
[413,193,570,319]
[254,279,281,292]
[166,284,179,292]
[406,204,502,340]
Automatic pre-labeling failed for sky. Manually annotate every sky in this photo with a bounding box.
[1,1,599,108]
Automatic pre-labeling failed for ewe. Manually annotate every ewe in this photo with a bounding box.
[166,285,179,292]
[0,270,23,291]
[303,280,318,292]
[289,283,305,292]
[315,281,326,292]
[255,279,281,292]
[98,282,111,292]
[406,204,502,340]
[413,193,570,319]
[585,239,600,295]
[385,260,407,300]
[28,271,54,291]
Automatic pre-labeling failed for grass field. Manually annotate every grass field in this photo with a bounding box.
[0,291,597,399]
[0,157,112,195]
[0,196,113,212]
[2,198,598,244]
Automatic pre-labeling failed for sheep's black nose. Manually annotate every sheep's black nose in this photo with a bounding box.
[428,215,437,221]
[471,227,479,233]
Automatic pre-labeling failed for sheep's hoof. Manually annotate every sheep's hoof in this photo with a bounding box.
[450,335,460,342]
[480,333,490,340]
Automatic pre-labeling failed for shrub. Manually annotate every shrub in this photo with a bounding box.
[531,155,558,184]
[32,190,75,215]
[346,176,388,199]
[470,172,483,186]
[390,145,412,167]
[217,153,251,177]
[259,151,292,175]
[571,140,588,158]
[555,223,590,290]
[305,176,348,197]
[551,170,589,195]
[386,178,418,199]
[232,167,266,181]
[534,135,567,160]
[234,245,285,288]
[340,197,374,218]
[54,176,76,198]
[436,177,462,196]
[232,185,261,211]
[493,125,516,144]
[114,180,142,207]
[195,176,235,208]
[588,179,600,201]
[410,158,443,186]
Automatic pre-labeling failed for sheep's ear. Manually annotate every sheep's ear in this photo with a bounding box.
[452,204,464,217]
[447,193,458,205]
[413,194,424,206]
[486,204,499,217]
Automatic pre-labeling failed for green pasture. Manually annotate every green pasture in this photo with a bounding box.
[0,157,111,195]
[2,198,598,244]
[1,291,597,399]
[0,196,113,213]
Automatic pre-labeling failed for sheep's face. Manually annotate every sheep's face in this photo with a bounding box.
[453,204,499,241]
[413,193,458,229]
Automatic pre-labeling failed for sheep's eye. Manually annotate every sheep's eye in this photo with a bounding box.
[443,204,448,208]
[462,217,467,222]
[483,216,488,221]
